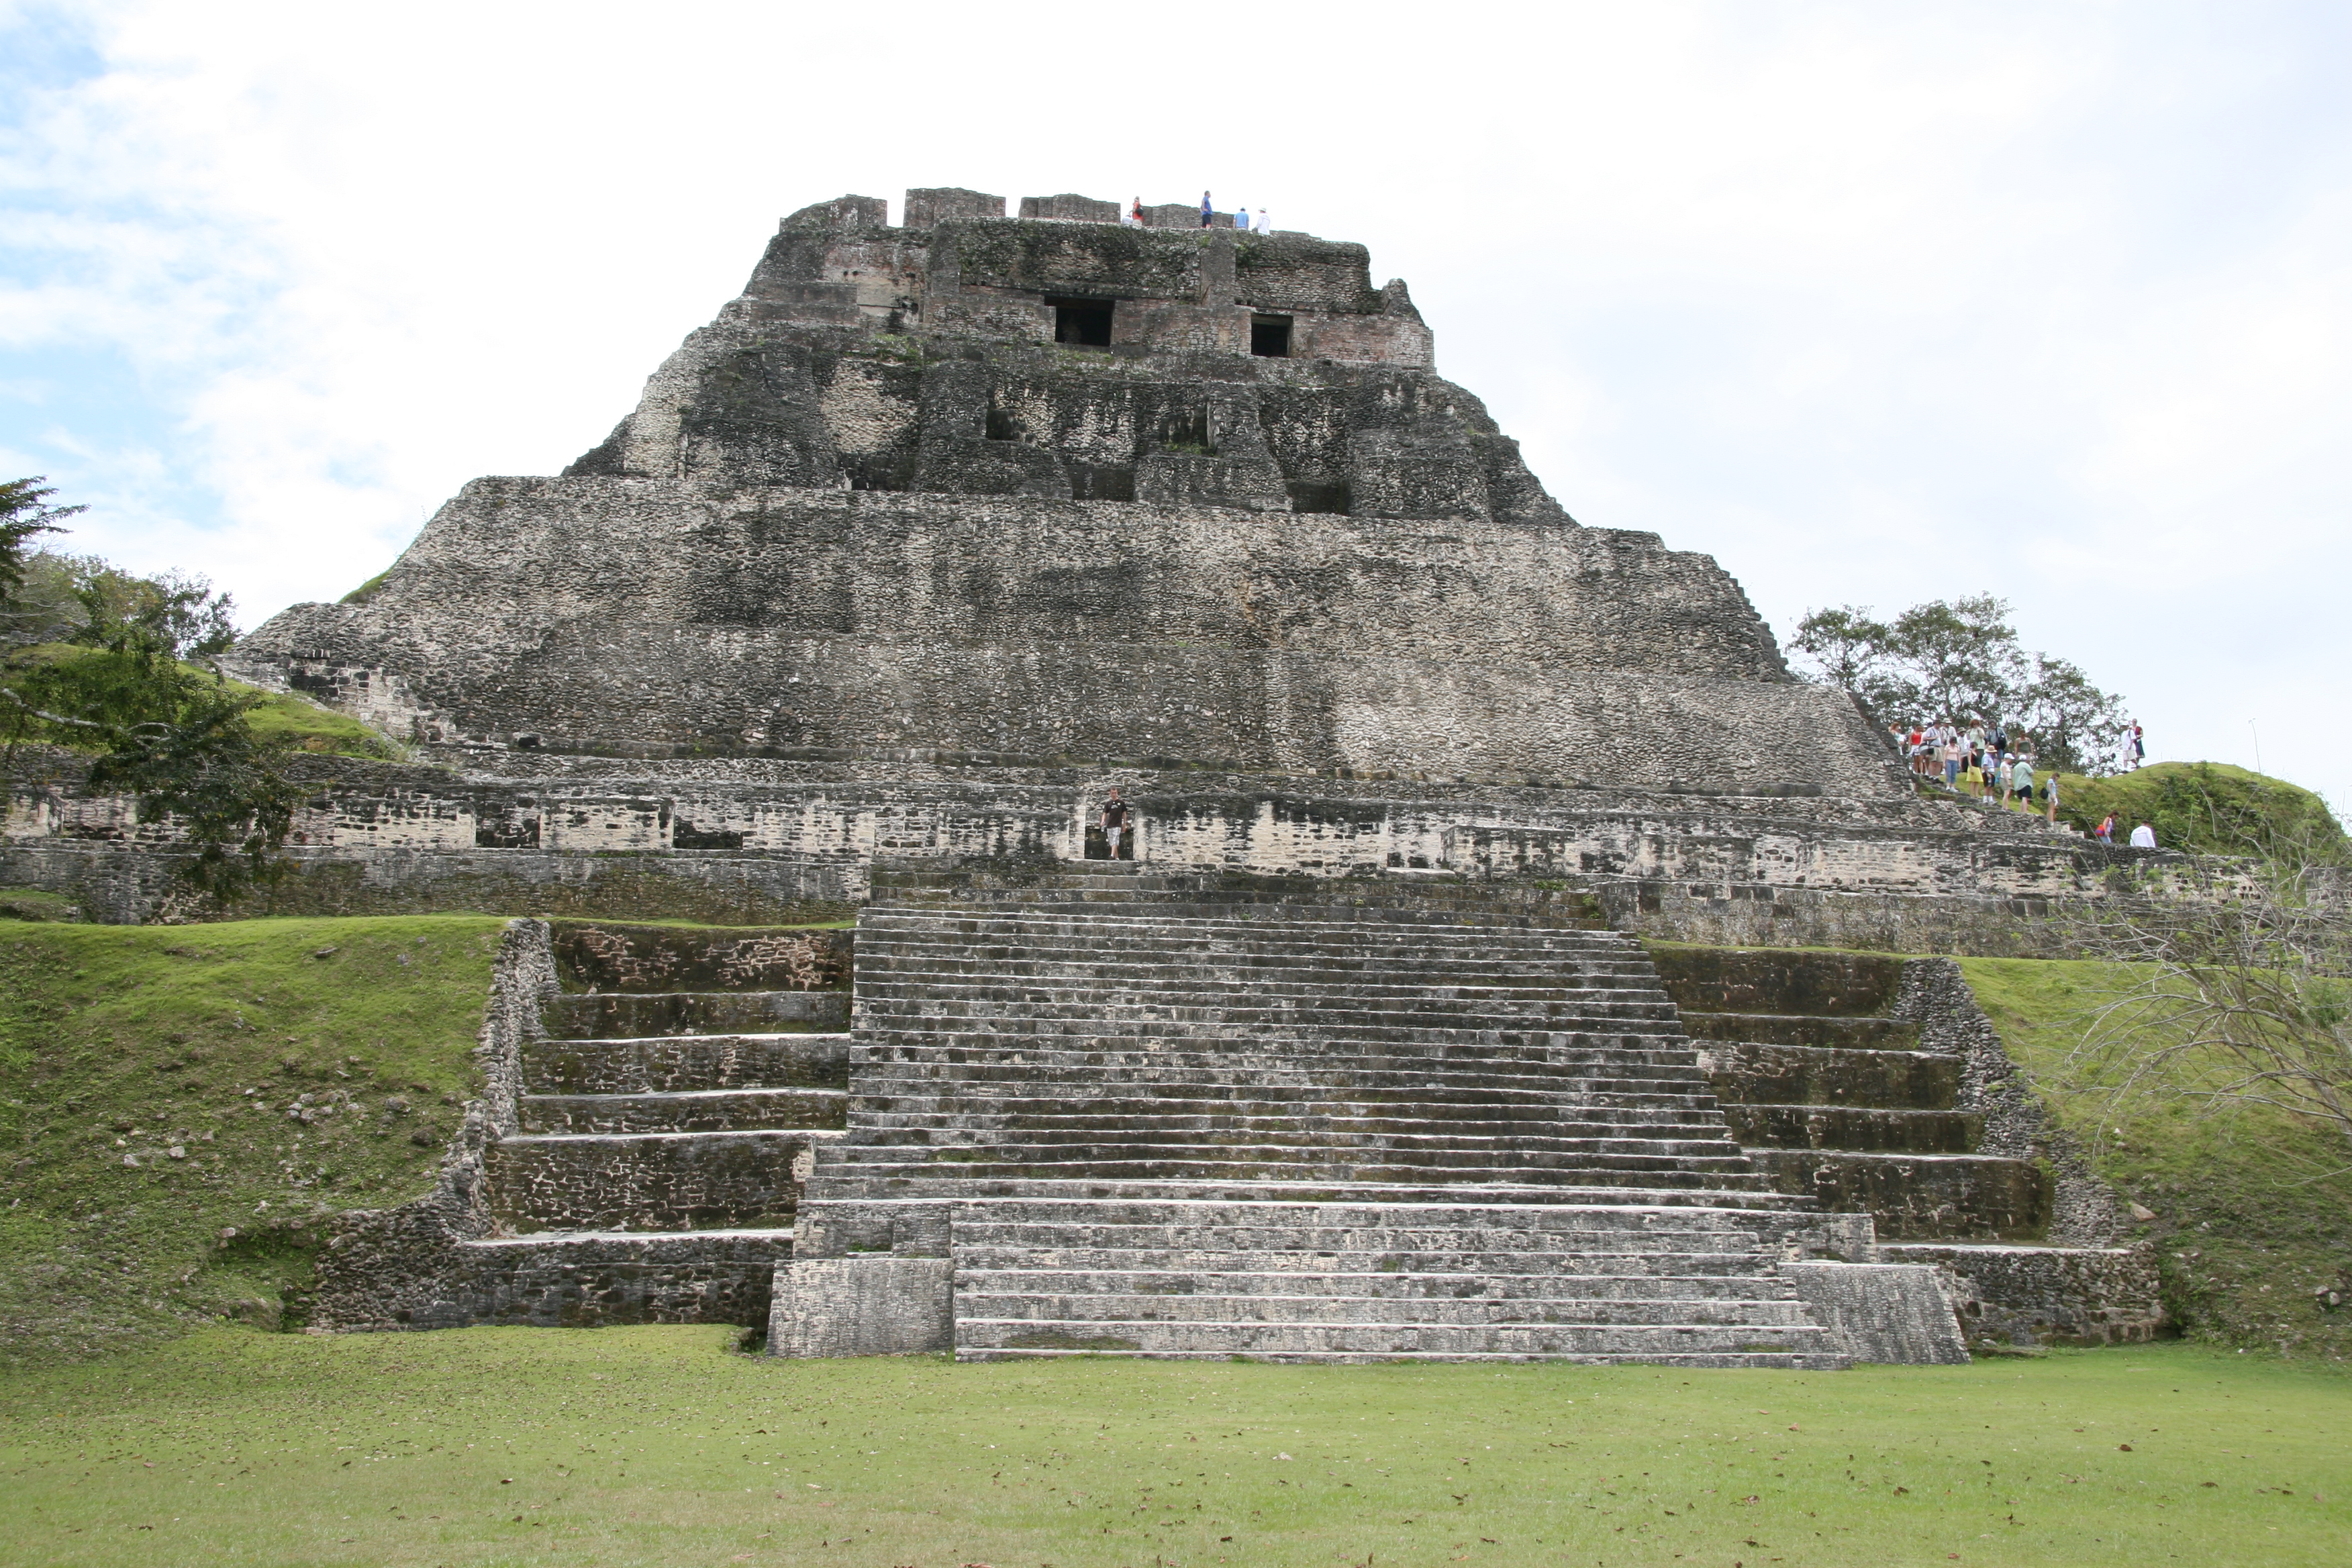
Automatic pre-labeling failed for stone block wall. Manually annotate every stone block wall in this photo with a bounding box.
[7,748,2186,941]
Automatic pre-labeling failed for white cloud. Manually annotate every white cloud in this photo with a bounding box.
[1,0,2345,807]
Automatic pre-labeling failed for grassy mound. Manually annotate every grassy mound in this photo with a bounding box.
[1959,957,2352,1362]
[2054,761,2345,856]
[0,916,505,1365]
[1,1328,2343,1566]
[3,643,400,758]
[235,679,403,758]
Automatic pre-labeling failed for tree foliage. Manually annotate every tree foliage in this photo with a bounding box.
[1789,593,2130,773]
[2,477,306,905]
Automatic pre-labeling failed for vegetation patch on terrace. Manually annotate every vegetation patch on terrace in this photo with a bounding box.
[1957,956,2352,1364]
[0,914,506,1365]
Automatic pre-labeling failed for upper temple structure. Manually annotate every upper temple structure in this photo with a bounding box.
[232,188,1890,793]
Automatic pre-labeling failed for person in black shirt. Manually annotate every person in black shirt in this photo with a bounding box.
[1100,788,1132,860]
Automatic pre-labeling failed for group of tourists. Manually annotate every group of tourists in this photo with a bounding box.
[1123,194,1274,233]
[1893,719,2158,846]
[1894,719,2061,817]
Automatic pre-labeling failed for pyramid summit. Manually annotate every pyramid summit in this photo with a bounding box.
[237,187,1887,793]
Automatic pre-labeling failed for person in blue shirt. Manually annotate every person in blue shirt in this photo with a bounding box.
[1199,191,1214,228]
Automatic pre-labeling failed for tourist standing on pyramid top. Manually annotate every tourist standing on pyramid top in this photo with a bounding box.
[2130,820,2158,848]
[1126,197,1144,228]
[1236,205,1251,232]
[1200,191,1214,228]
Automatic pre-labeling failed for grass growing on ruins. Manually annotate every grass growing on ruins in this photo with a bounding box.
[2,645,401,758]
[1956,957,2352,1363]
[1,1326,2345,1567]
[234,677,405,758]
[0,915,507,1365]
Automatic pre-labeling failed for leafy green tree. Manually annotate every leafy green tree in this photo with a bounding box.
[1791,593,2129,774]
[2,477,307,905]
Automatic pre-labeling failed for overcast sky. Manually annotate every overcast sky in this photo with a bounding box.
[3,1,2345,806]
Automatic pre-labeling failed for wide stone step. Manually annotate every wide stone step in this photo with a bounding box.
[924,1193,1806,1228]
[1750,1149,2053,1241]
[841,1123,1743,1160]
[818,1153,1766,1187]
[1681,1012,1920,1050]
[860,1027,1706,1063]
[545,990,850,1040]
[850,1096,1730,1130]
[437,1228,793,1328]
[856,1077,1720,1113]
[956,1257,1785,1286]
[954,1291,1816,1328]
[952,1318,1841,1361]
[865,909,1628,940]
[1724,1104,1979,1153]
[801,1175,1814,1210]
[854,996,1681,1028]
[524,1032,852,1094]
[1698,1041,1961,1110]
[485,1129,843,1231]
[1647,946,1906,1018]
[859,969,1670,1006]
[518,1087,849,1134]
[550,921,852,993]
[858,946,1661,981]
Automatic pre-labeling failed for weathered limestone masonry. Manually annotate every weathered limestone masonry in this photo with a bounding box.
[311,918,850,1330]
[1651,946,2166,1348]
[5,748,2169,952]
[772,864,1967,1365]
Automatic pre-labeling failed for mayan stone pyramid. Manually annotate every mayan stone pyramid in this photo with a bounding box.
[238,188,1892,797]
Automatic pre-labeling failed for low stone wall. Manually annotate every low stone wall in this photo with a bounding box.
[1779,1261,1971,1365]
[7,749,2186,951]
[399,1233,788,1330]
[1882,1243,2168,1348]
[485,1129,838,1231]
[1752,1149,2052,1241]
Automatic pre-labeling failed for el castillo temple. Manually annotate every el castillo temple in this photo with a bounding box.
[3,189,2175,1364]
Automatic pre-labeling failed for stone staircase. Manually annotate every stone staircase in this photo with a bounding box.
[788,865,1868,1365]
[1653,944,2165,1346]
[454,921,852,1325]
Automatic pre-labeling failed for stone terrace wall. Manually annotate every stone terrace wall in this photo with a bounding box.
[229,481,1857,789]
[5,750,2171,936]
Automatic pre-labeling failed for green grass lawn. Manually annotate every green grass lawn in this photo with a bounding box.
[0,915,507,1364]
[1,1328,2345,1567]
[1956,958,2352,1363]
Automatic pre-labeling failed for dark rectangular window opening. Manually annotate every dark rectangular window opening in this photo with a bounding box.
[1048,296,1115,347]
[1287,479,1350,515]
[1251,314,1293,357]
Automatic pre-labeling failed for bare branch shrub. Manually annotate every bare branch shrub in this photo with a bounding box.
[2062,820,2352,1162]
